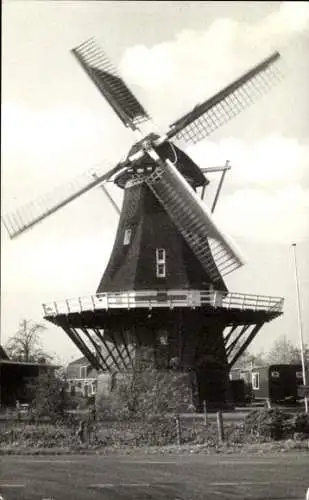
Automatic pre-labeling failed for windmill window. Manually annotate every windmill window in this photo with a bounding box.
[123,228,132,245]
[296,371,303,379]
[271,371,280,378]
[156,248,166,278]
[252,372,260,390]
[157,330,168,346]
[157,263,166,277]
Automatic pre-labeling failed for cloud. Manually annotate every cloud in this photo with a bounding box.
[120,2,309,92]
[215,184,309,244]
[188,137,309,187]
[1,101,132,209]
[117,3,309,245]
[188,136,309,243]
[2,102,101,153]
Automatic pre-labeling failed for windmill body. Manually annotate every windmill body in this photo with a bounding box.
[2,38,285,409]
[98,140,227,294]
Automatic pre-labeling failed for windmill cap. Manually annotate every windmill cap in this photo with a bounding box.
[115,134,209,189]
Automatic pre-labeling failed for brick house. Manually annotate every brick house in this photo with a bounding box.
[66,356,99,398]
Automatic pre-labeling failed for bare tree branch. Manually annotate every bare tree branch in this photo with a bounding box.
[5,319,52,362]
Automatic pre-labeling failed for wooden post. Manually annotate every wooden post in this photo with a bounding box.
[203,400,208,425]
[216,409,224,443]
[175,414,181,445]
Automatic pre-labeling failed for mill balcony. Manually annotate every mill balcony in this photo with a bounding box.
[42,290,284,317]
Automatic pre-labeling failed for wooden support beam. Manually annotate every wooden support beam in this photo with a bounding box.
[109,332,130,369]
[60,322,101,371]
[226,324,250,358]
[229,323,263,368]
[119,329,135,368]
[80,327,109,371]
[223,324,239,346]
[95,329,122,370]
[92,328,116,371]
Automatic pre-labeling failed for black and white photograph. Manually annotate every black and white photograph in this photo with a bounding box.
[1,1,309,499]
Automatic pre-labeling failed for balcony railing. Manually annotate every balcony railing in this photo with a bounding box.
[42,290,284,317]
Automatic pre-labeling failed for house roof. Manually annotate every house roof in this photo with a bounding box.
[0,359,59,368]
[0,345,10,360]
[68,356,89,366]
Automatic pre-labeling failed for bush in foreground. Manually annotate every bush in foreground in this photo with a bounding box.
[244,409,309,441]
[1,409,308,451]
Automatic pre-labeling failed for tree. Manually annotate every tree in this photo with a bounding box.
[5,319,52,362]
[27,368,70,421]
[233,350,266,370]
[265,336,309,366]
[96,347,193,419]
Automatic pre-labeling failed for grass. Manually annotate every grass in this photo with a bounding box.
[1,409,308,456]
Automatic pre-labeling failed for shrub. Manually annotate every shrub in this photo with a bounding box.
[282,412,309,438]
[0,423,78,449]
[96,348,193,420]
[244,409,292,441]
[27,370,71,422]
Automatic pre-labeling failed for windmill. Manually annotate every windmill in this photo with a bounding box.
[2,38,284,409]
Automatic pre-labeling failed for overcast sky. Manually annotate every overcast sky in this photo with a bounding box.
[2,1,309,365]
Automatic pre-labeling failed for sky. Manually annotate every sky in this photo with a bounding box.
[1,1,309,365]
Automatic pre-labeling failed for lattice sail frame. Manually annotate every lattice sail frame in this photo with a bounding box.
[1,164,125,240]
[71,38,150,129]
[167,52,282,145]
[2,43,283,241]
[145,153,245,280]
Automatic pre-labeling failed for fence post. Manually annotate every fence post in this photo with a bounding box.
[203,400,208,425]
[175,414,182,445]
[216,409,224,444]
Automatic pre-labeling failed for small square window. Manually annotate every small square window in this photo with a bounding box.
[123,228,132,245]
[271,371,280,378]
[157,263,166,277]
[156,248,166,278]
[296,371,303,379]
[156,248,165,261]
[158,330,168,346]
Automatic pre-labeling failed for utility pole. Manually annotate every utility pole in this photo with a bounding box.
[291,243,308,414]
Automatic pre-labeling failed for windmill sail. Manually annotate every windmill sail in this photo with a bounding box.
[1,163,124,239]
[3,40,284,242]
[72,38,150,130]
[167,52,281,145]
[145,157,245,281]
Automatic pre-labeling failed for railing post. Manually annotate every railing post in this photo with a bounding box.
[78,296,83,312]
[175,414,182,445]
[216,409,225,444]
[54,301,59,314]
[228,294,232,308]
[66,299,70,313]
[91,295,95,311]
[203,400,208,425]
